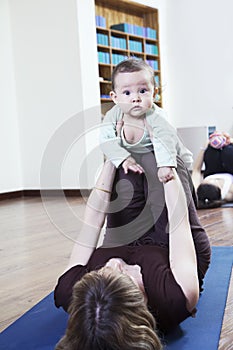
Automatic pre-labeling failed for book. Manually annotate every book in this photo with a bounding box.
[129,40,142,52]
[111,36,126,49]
[96,15,106,28]
[98,51,110,64]
[96,33,109,46]
[146,59,159,70]
[145,43,158,55]
[110,23,157,40]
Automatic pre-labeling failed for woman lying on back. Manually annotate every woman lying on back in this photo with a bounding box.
[192,131,233,208]
[54,155,211,350]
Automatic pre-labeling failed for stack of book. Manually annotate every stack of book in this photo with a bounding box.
[110,23,156,39]
[112,53,128,65]
[146,60,159,70]
[145,43,158,55]
[96,16,106,28]
[98,51,110,64]
[129,39,143,52]
[96,33,109,46]
[111,36,127,49]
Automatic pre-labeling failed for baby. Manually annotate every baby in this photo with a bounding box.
[100,58,193,183]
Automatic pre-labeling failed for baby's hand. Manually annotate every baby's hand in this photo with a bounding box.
[158,166,175,183]
[122,156,144,174]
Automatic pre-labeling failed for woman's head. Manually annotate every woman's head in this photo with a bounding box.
[55,266,162,350]
[197,183,222,209]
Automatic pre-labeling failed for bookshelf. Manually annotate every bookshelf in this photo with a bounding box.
[95,0,162,113]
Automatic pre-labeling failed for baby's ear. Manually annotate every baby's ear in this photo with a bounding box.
[110,91,117,104]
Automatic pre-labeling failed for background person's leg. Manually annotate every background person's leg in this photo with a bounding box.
[203,145,225,177]
[221,144,233,174]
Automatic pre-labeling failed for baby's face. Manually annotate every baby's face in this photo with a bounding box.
[110,70,155,119]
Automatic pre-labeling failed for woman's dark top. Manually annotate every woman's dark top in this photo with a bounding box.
[55,244,195,332]
[204,144,233,177]
[54,154,211,333]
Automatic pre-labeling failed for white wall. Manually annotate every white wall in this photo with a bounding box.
[165,0,233,134]
[0,0,22,193]
[2,0,233,193]
[2,0,102,193]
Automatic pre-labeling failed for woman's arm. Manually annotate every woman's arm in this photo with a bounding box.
[65,160,116,272]
[164,170,199,312]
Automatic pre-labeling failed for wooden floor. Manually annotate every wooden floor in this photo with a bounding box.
[0,196,232,349]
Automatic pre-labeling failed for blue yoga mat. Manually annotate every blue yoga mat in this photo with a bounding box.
[1,246,232,350]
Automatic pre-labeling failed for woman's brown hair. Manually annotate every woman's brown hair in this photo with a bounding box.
[55,267,162,350]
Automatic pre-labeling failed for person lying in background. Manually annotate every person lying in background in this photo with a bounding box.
[192,131,233,208]
[54,156,211,350]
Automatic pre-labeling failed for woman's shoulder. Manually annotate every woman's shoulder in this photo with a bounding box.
[54,265,88,311]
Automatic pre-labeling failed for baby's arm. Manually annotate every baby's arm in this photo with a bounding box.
[100,107,131,168]
[158,166,175,183]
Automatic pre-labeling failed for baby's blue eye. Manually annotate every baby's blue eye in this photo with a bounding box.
[123,91,130,95]
[140,89,147,93]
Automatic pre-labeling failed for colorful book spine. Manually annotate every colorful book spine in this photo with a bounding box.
[111,23,129,33]
[154,75,160,87]
[111,36,127,49]
[146,60,159,70]
[145,43,158,55]
[145,27,157,39]
[100,94,111,99]
[95,16,106,28]
[96,33,109,46]
[112,53,128,65]
[110,23,157,40]
[98,51,110,64]
[129,40,142,52]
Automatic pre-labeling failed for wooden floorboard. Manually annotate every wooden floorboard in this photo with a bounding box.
[0,198,232,349]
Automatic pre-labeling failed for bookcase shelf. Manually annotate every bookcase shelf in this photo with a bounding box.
[95,0,162,111]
